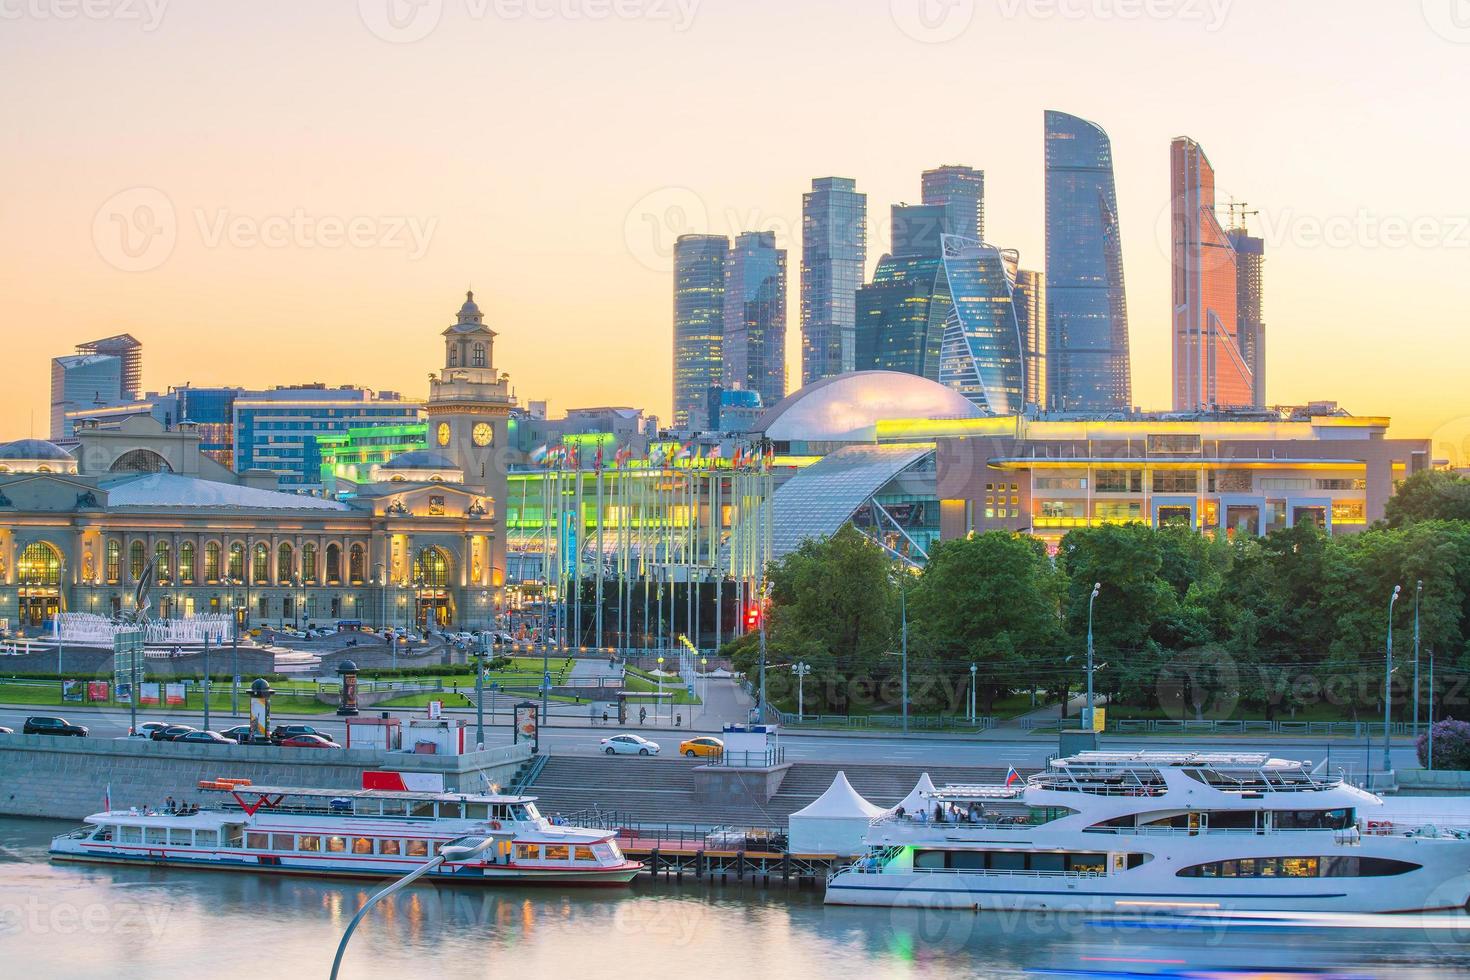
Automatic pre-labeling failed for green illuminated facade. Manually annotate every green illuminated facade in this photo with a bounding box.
[317,422,428,489]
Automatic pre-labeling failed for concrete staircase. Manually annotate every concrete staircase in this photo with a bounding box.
[522,756,1029,829]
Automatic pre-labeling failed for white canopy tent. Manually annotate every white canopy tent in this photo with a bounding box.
[892,772,938,816]
[787,771,886,856]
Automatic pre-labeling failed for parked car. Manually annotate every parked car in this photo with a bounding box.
[219,725,253,743]
[679,736,724,760]
[0,726,14,735]
[600,733,660,756]
[129,722,170,739]
[150,724,198,742]
[23,716,88,737]
[176,730,236,745]
[270,724,333,744]
[279,734,341,749]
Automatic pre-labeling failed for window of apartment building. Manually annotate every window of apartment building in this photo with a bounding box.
[1261,478,1311,491]
[1034,476,1087,491]
[1215,470,1254,493]
[1316,479,1367,491]
[1147,434,1202,454]
[1152,471,1199,493]
[1332,500,1367,523]
[1094,470,1143,493]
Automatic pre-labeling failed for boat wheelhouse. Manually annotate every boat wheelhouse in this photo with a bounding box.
[51,779,641,885]
[826,750,1470,914]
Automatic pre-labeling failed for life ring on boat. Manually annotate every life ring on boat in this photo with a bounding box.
[489,821,502,830]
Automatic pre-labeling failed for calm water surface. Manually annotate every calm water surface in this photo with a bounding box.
[4,817,1470,978]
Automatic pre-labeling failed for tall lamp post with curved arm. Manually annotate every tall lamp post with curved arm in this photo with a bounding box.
[1084,582,1101,732]
[1385,584,1402,774]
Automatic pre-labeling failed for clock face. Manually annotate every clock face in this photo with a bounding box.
[472,422,494,447]
[436,422,451,447]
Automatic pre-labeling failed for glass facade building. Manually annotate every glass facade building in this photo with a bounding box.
[800,177,867,385]
[49,354,123,439]
[672,234,729,430]
[1171,137,1252,411]
[1015,268,1047,411]
[1228,227,1266,409]
[1044,110,1132,412]
[234,386,424,489]
[922,165,985,242]
[721,231,788,410]
[854,204,953,382]
[938,236,1035,416]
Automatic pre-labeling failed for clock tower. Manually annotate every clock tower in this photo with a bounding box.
[427,291,514,598]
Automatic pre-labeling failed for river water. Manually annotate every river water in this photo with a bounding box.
[4,817,1470,978]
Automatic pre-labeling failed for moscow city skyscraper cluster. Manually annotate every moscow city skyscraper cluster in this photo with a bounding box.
[672,111,1267,431]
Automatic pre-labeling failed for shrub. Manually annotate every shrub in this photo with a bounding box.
[1417,717,1470,770]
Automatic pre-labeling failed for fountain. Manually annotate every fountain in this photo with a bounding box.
[53,612,237,649]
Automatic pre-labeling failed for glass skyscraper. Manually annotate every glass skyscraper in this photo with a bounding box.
[1171,136,1252,411]
[721,231,788,409]
[1228,226,1266,409]
[1044,110,1132,412]
[1015,268,1047,411]
[939,236,1045,416]
[855,205,952,382]
[672,234,729,429]
[922,165,985,242]
[801,177,867,385]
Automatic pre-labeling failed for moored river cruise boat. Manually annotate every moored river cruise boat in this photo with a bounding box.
[826,751,1470,914]
[50,777,641,885]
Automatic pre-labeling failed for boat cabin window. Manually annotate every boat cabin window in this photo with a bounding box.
[592,842,620,862]
[406,839,429,857]
[271,834,295,851]
[196,830,219,847]
[410,801,435,818]
[119,826,142,844]
[465,803,489,820]
[246,832,269,850]
[326,836,347,853]
[379,839,401,855]
[145,827,167,845]
[168,829,193,846]
[1177,856,1420,878]
[575,846,596,862]
[379,801,408,817]
[92,826,114,842]
[1272,809,1354,830]
[352,837,374,855]
[912,849,1122,873]
[491,804,510,821]
[298,835,321,852]
[516,844,541,860]
[438,803,464,819]
[544,844,570,861]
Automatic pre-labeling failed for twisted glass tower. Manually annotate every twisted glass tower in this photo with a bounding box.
[938,236,1034,416]
[1044,110,1132,412]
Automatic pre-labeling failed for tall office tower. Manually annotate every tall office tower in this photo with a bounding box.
[50,353,123,438]
[800,177,867,385]
[673,234,730,429]
[1228,224,1266,409]
[855,205,954,381]
[939,236,1039,416]
[922,165,985,242]
[1171,137,1252,411]
[1015,268,1047,411]
[721,231,788,408]
[1044,110,1132,412]
[75,335,143,401]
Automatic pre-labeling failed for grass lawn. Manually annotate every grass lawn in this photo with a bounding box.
[0,681,337,715]
[620,672,699,705]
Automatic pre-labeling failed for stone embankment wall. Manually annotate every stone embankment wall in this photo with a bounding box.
[0,735,531,819]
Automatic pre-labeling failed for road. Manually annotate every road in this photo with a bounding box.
[0,702,1423,776]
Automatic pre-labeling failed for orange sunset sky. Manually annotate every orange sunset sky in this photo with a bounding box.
[3,1,1469,462]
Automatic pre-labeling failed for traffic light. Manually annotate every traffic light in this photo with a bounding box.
[744,604,761,631]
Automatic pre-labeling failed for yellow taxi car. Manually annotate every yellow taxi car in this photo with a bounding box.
[678,736,724,760]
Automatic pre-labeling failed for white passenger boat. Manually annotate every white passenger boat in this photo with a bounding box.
[50,779,641,885]
[826,751,1470,914]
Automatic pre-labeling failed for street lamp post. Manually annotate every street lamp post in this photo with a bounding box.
[1084,582,1101,732]
[1413,580,1423,736]
[329,836,495,980]
[1385,584,1402,774]
[228,578,241,716]
[55,560,67,680]
[969,662,977,724]
[900,580,909,736]
[202,630,211,731]
[793,661,810,722]
[474,639,487,750]
[757,582,768,725]
[657,654,665,725]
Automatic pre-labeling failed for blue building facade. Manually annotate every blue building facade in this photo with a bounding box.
[673,234,729,430]
[721,231,788,410]
[1044,110,1132,412]
[234,386,423,489]
[801,176,867,385]
[938,236,1028,416]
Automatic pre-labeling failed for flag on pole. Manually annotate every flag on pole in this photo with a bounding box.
[707,444,724,460]
[1005,766,1021,787]
[530,444,549,465]
[104,783,112,811]
[594,446,604,472]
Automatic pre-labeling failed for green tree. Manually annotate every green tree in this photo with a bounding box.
[1384,470,1470,527]
[906,531,1067,715]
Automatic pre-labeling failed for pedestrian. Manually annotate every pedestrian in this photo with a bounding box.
[602,709,609,724]
[639,706,647,725]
